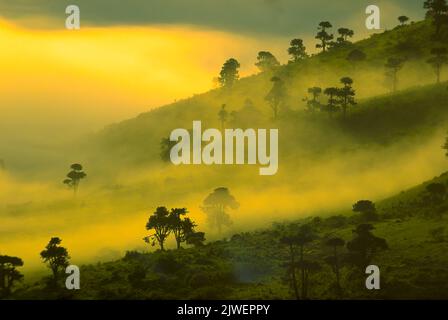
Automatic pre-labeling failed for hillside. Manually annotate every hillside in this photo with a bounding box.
[83,19,446,169]
[3,15,448,301]
[11,171,448,300]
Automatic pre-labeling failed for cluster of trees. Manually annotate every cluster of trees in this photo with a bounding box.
[315,22,355,52]
[0,237,70,297]
[304,77,357,118]
[281,202,387,299]
[144,187,239,250]
[281,223,388,300]
[144,207,205,251]
[213,0,448,121]
[384,49,446,92]
[218,21,356,86]
[424,0,448,36]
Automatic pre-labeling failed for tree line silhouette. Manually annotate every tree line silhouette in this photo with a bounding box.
[214,1,448,121]
[280,199,388,300]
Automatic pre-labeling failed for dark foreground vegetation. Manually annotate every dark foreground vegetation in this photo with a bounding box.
[5,171,448,299]
[2,0,448,300]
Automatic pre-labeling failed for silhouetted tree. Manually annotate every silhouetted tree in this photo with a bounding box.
[346,224,388,270]
[424,0,448,36]
[353,200,379,222]
[40,237,70,286]
[398,16,410,26]
[201,187,239,235]
[218,58,240,88]
[305,87,322,114]
[295,225,317,299]
[315,21,334,53]
[288,38,308,62]
[265,76,287,120]
[324,237,345,296]
[336,28,354,45]
[255,51,280,72]
[218,104,229,131]
[385,57,405,92]
[427,48,448,83]
[169,208,196,249]
[323,87,340,117]
[63,163,86,195]
[0,255,24,297]
[296,260,321,299]
[339,77,356,118]
[280,235,300,299]
[144,207,172,251]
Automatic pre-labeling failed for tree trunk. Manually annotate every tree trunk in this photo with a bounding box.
[304,270,309,299]
[0,264,5,290]
[436,66,440,84]
[52,266,59,286]
[300,245,306,299]
[334,247,342,297]
[289,244,300,300]
[393,72,397,92]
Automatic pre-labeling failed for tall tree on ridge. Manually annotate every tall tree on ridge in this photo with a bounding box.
[336,28,354,44]
[288,38,308,62]
[40,237,70,287]
[218,58,240,88]
[316,21,334,53]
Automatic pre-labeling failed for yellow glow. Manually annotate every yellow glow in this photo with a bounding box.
[0,19,285,125]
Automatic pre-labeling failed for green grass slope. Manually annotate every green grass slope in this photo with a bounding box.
[82,19,448,172]
[12,172,448,300]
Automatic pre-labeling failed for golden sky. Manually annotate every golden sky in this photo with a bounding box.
[0,18,291,139]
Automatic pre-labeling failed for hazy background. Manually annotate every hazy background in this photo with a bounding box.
[1,0,445,276]
[0,0,424,145]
